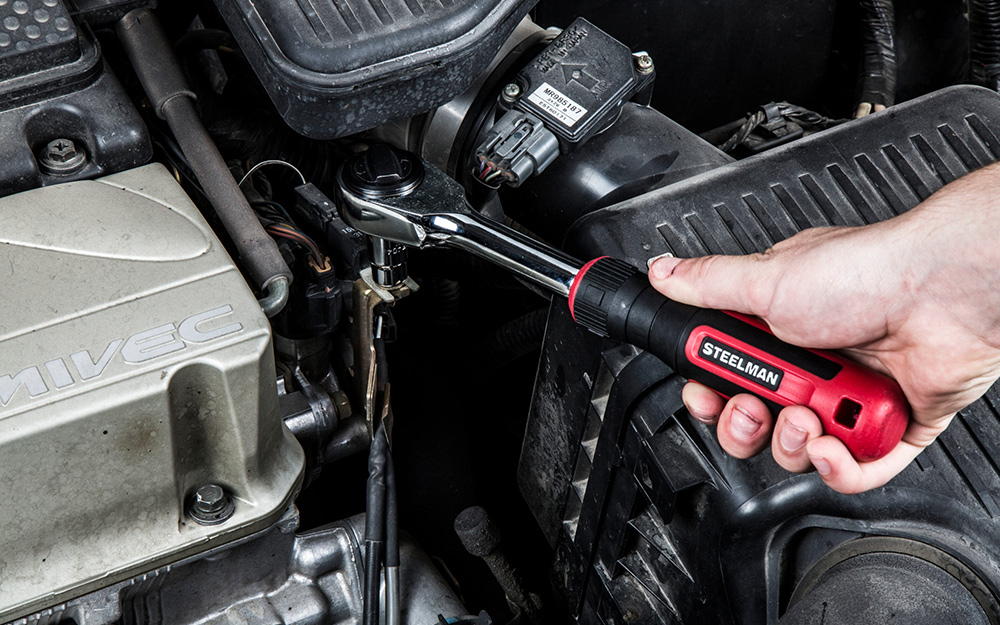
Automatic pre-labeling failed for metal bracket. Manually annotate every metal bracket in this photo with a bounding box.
[352,268,418,436]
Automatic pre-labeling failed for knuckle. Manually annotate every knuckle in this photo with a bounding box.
[741,253,777,317]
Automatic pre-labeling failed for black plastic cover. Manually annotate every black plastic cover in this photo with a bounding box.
[568,86,1000,260]
[519,86,1000,624]
[505,103,734,243]
[0,0,150,195]
[67,0,156,24]
[213,0,536,139]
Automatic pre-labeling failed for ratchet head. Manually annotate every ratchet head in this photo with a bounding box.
[337,144,582,296]
[336,144,473,248]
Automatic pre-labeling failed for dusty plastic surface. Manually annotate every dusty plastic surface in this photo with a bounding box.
[0,0,151,196]
[213,0,536,139]
[0,164,304,622]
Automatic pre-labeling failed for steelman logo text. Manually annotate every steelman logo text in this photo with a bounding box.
[699,338,783,391]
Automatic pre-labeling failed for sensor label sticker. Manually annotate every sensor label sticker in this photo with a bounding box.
[699,338,784,391]
[527,82,588,127]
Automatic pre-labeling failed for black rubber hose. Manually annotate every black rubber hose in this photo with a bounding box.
[483,308,549,369]
[363,426,389,625]
[428,278,462,328]
[971,0,1000,92]
[454,506,538,622]
[116,9,292,295]
[162,98,294,286]
[857,0,898,108]
[322,415,371,464]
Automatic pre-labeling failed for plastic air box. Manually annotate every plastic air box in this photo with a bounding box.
[519,86,1000,624]
[213,0,536,139]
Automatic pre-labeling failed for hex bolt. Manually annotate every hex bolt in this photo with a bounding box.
[188,484,236,525]
[635,53,654,74]
[501,83,522,104]
[39,138,87,175]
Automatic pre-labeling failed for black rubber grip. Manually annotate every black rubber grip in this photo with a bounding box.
[571,257,693,353]
[570,256,639,337]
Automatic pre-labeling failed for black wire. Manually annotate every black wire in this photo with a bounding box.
[251,200,293,221]
[385,452,399,569]
[481,308,549,370]
[719,102,848,153]
[174,29,240,58]
[719,109,768,153]
[363,426,389,625]
[971,0,1000,92]
[149,122,209,201]
[779,104,844,130]
[858,0,898,107]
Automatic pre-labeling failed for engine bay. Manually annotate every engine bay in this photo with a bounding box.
[2,1,1000,624]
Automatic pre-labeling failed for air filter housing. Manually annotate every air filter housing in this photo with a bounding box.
[213,0,536,139]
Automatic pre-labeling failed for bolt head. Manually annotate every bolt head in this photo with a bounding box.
[46,139,77,162]
[502,83,522,102]
[39,138,86,174]
[189,483,235,525]
[195,484,225,510]
[635,54,654,73]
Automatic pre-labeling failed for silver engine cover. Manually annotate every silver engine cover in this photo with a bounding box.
[0,164,304,621]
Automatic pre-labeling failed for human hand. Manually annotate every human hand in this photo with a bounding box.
[646,164,1000,493]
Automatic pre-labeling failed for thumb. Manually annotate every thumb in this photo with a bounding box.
[647,253,772,316]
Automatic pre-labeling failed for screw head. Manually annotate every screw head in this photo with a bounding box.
[635,54,654,74]
[189,484,235,525]
[48,139,77,162]
[501,83,522,103]
[39,138,87,174]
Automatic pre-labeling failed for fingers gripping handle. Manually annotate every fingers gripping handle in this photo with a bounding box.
[569,257,909,462]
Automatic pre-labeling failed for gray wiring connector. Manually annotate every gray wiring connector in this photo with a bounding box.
[475,110,559,187]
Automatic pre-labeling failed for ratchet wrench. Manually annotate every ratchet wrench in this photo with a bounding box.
[336,145,909,462]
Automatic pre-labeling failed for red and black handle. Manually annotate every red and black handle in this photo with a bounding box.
[568,257,909,462]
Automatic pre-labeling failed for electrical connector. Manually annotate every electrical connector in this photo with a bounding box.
[308,254,334,275]
[474,110,560,187]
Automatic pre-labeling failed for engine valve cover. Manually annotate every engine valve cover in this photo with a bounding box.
[0,164,304,622]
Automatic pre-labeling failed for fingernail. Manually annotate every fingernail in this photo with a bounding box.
[779,423,808,452]
[811,456,832,476]
[648,254,680,280]
[730,406,761,437]
[646,252,674,269]
[688,408,715,424]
